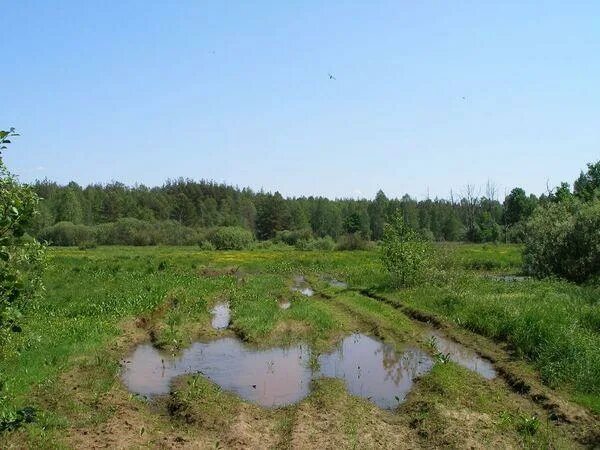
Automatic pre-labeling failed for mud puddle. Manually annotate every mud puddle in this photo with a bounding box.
[323,277,348,289]
[317,334,434,408]
[211,302,230,329]
[424,330,497,379]
[291,276,314,297]
[122,333,445,409]
[122,340,312,406]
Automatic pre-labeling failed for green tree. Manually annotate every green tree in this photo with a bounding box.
[441,212,463,241]
[574,160,600,202]
[0,128,46,353]
[503,188,534,226]
[380,212,431,287]
[552,182,574,203]
[54,188,83,224]
[171,192,197,225]
[256,192,290,239]
[368,190,388,240]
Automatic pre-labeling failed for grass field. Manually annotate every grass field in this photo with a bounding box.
[1,244,598,448]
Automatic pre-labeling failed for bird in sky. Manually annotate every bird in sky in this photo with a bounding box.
[328,73,336,80]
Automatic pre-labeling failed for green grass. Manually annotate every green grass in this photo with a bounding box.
[0,243,598,447]
[382,277,600,409]
[449,242,523,272]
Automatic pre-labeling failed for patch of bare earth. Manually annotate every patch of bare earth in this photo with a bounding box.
[290,379,417,449]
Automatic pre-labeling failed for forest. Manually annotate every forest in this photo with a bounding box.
[28,163,597,248]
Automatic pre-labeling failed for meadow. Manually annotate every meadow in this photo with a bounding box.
[1,243,598,448]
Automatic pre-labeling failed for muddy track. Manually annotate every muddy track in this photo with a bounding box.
[351,288,600,447]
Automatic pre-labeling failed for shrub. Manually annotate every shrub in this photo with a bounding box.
[274,229,313,246]
[336,233,371,251]
[154,220,201,245]
[207,226,254,250]
[295,236,335,251]
[39,222,95,246]
[523,200,600,282]
[1,128,46,355]
[95,218,157,246]
[198,240,216,251]
[380,213,432,287]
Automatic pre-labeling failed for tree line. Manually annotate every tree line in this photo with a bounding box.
[27,160,598,247]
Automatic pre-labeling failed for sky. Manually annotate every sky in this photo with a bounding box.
[2,1,599,200]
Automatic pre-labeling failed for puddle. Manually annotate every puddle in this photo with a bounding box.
[424,330,497,379]
[122,333,439,410]
[122,340,312,407]
[211,302,230,329]
[317,334,434,408]
[324,277,348,289]
[291,276,314,297]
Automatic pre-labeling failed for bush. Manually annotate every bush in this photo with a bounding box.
[198,240,216,251]
[274,229,313,246]
[154,220,201,245]
[95,218,157,246]
[380,213,432,287]
[505,221,528,243]
[41,219,203,246]
[39,222,95,246]
[1,128,46,354]
[207,226,254,250]
[295,236,335,251]
[336,233,371,251]
[523,200,600,282]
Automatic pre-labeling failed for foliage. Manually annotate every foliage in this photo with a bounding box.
[0,406,35,432]
[95,218,159,246]
[380,213,432,286]
[574,160,600,202]
[198,240,216,251]
[523,200,600,282]
[295,236,335,251]
[273,228,313,246]
[503,188,536,226]
[336,233,372,251]
[28,178,518,243]
[0,128,46,354]
[39,221,95,246]
[206,226,254,250]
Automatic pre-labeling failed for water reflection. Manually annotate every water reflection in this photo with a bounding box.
[123,333,439,409]
[424,330,497,379]
[318,334,434,408]
[211,302,230,329]
[324,277,348,289]
[291,276,314,296]
[123,340,312,407]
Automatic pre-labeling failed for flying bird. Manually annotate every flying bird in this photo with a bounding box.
[328,73,336,80]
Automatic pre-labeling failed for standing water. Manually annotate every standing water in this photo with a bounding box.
[291,276,314,297]
[122,333,444,409]
[318,334,434,408]
[122,340,312,407]
[211,302,230,329]
[424,330,497,379]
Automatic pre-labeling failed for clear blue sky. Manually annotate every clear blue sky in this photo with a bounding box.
[2,1,599,200]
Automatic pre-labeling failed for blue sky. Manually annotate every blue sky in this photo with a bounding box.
[2,1,599,199]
